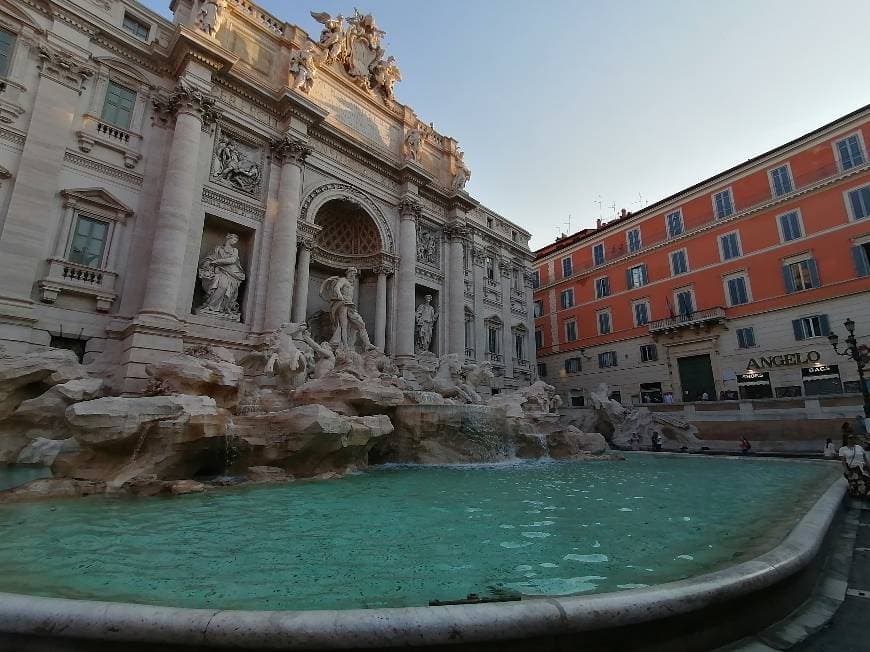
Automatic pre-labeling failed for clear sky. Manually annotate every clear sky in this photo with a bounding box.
[141,0,870,249]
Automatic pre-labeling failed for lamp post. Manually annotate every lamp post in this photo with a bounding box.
[827,317,870,418]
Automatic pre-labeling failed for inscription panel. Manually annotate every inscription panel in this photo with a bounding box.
[310,80,401,153]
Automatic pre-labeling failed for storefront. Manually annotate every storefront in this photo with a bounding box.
[736,371,773,399]
[640,382,663,404]
[802,364,843,396]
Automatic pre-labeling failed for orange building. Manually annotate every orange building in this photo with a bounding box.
[533,104,870,406]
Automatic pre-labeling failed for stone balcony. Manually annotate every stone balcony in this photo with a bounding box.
[39,258,118,312]
[648,307,726,335]
[76,114,143,169]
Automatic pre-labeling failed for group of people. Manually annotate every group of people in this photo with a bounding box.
[826,421,870,498]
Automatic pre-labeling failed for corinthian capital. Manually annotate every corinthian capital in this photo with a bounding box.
[271,134,312,165]
[443,222,468,241]
[398,196,422,222]
[154,78,220,125]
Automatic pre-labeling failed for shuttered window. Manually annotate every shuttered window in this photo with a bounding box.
[769,165,793,197]
[713,189,734,219]
[792,315,830,340]
[837,135,865,170]
[68,216,109,267]
[779,211,803,241]
[0,28,14,78]
[726,276,749,306]
[633,301,650,326]
[853,243,870,278]
[736,327,756,349]
[848,186,870,220]
[783,258,820,293]
[627,264,648,289]
[595,276,610,298]
[101,81,136,129]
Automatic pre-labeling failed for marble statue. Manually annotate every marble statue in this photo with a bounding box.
[320,267,375,352]
[263,323,306,387]
[452,149,471,192]
[310,11,346,63]
[404,127,425,162]
[289,43,319,93]
[212,136,261,193]
[372,56,401,101]
[431,354,477,403]
[414,294,438,354]
[300,330,336,379]
[344,9,386,86]
[196,233,246,321]
[461,361,495,403]
[196,0,226,37]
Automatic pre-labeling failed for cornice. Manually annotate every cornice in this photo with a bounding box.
[167,26,239,76]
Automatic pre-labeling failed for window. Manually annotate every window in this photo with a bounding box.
[511,230,517,242]
[670,249,689,275]
[562,256,573,278]
[847,186,870,220]
[514,330,527,362]
[486,323,501,355]
[560,288,574,309]
[778,211,803,242]
[598,351,618,368]
[0,28,14,78]
[512,268,521,291]
[769,165,793,197]
[719,232,741,260]
[595,276,610,299]
[725,274,750,306]
[633,300,650,327]
[852,241,870,277]
[569,391,584,407]
[675,289,694,317]
[836,134,865,171]
[792,315,830,340]
[565,357,582,373]
[531,270,540,289]
[534,329,543,350]
[101,81,136,130]
[627,228,642,253]
[666,210,684,238]
[485,256,495,281]
[537,362,547,377]
[597,310,612,335]
[736,327,756,349]
[713,188,734,219]
[486,217,493,229]
[122,12,150,39]
[565,320,578,342]
[783,257,820,293]
[640,344,658,362]
[593,243,605,266]
[626,264,648,289]
[465,313,475,354]
[533,300,543,318]
[68,215,109,267]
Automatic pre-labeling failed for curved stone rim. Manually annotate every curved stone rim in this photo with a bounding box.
[0,476,846,649]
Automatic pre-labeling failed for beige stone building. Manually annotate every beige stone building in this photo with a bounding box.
[0,0,535,393]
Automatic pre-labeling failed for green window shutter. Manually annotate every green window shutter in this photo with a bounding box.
[852,246,870,277]
[819,314,831,336]
[792,319,805,341]
[807,259,820,288]
[782,265,796,293]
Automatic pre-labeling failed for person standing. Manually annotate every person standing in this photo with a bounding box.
[823,438,836,459]
[651,432,663,452]
[740,437,752,455]
[838,434,870,498]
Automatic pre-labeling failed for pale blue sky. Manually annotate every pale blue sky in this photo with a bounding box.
[141,0,870,248]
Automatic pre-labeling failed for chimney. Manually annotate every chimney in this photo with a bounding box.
[596,218,602,229]
[620,208,628,218]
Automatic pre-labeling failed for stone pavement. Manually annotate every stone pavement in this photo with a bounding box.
[724,498,869,652]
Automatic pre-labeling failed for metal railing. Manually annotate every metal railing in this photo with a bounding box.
[648,306,726,333]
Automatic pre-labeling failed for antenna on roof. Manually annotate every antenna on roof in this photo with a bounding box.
[593,195,603,220]
[634,192,647,209]
[564,214,572,235]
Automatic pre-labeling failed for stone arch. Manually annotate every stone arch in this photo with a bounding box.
[300,182,395,254]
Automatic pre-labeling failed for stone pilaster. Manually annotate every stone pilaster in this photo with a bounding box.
[500,258,515,380]
[291,237,313,323]
[0,45,93,349]
[139,80,219,320]
[444,222,468,356]
[265,134,311,332]
[395,197,421,364]
[373,266,390,351]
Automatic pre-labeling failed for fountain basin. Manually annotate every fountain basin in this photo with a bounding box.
[0,456,845,651]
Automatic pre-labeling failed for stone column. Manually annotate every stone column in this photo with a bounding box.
[374,267,389,351]
[265,135,310,332]
[445,223,467,356]
[524,268,537,380]
[395,197,421,364]
[140,81,217,320]
[291,238,313,323]
[500,258,515,380]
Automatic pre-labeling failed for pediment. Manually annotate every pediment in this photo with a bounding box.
[0,0,46,33]
[94,56,150,86]
[61,188,133,218]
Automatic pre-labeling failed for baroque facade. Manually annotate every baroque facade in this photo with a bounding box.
[533,105,870,407]
[0,0,535,393]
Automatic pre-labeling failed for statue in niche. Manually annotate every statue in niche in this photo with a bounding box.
[404,127,425,162]
[452,149,471,192]
[196,0,227,37]
[212,136,261,194]
[196,233,246,321]
[414,294,438,354]
[371,55,402,101]
[320,267,376,352]
[310,11,346,63]
[289,43,319,93]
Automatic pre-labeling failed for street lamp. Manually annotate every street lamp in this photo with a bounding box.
[827,318,870,418]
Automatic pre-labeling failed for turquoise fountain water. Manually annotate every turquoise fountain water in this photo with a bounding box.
[0,455,837,611]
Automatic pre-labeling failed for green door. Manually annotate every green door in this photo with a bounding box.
[678,355,715,402]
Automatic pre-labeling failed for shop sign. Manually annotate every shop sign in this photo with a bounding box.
[737,371,770,383]
[747,351,821,369]
[801,364,839,378]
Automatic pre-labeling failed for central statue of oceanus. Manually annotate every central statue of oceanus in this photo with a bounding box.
[320,267,376,352]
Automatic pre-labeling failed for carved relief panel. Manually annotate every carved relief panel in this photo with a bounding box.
[210,125,266,199]
[416,222,442,269]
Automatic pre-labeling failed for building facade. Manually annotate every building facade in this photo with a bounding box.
[0,0,535,393]
[534,106,870,406]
